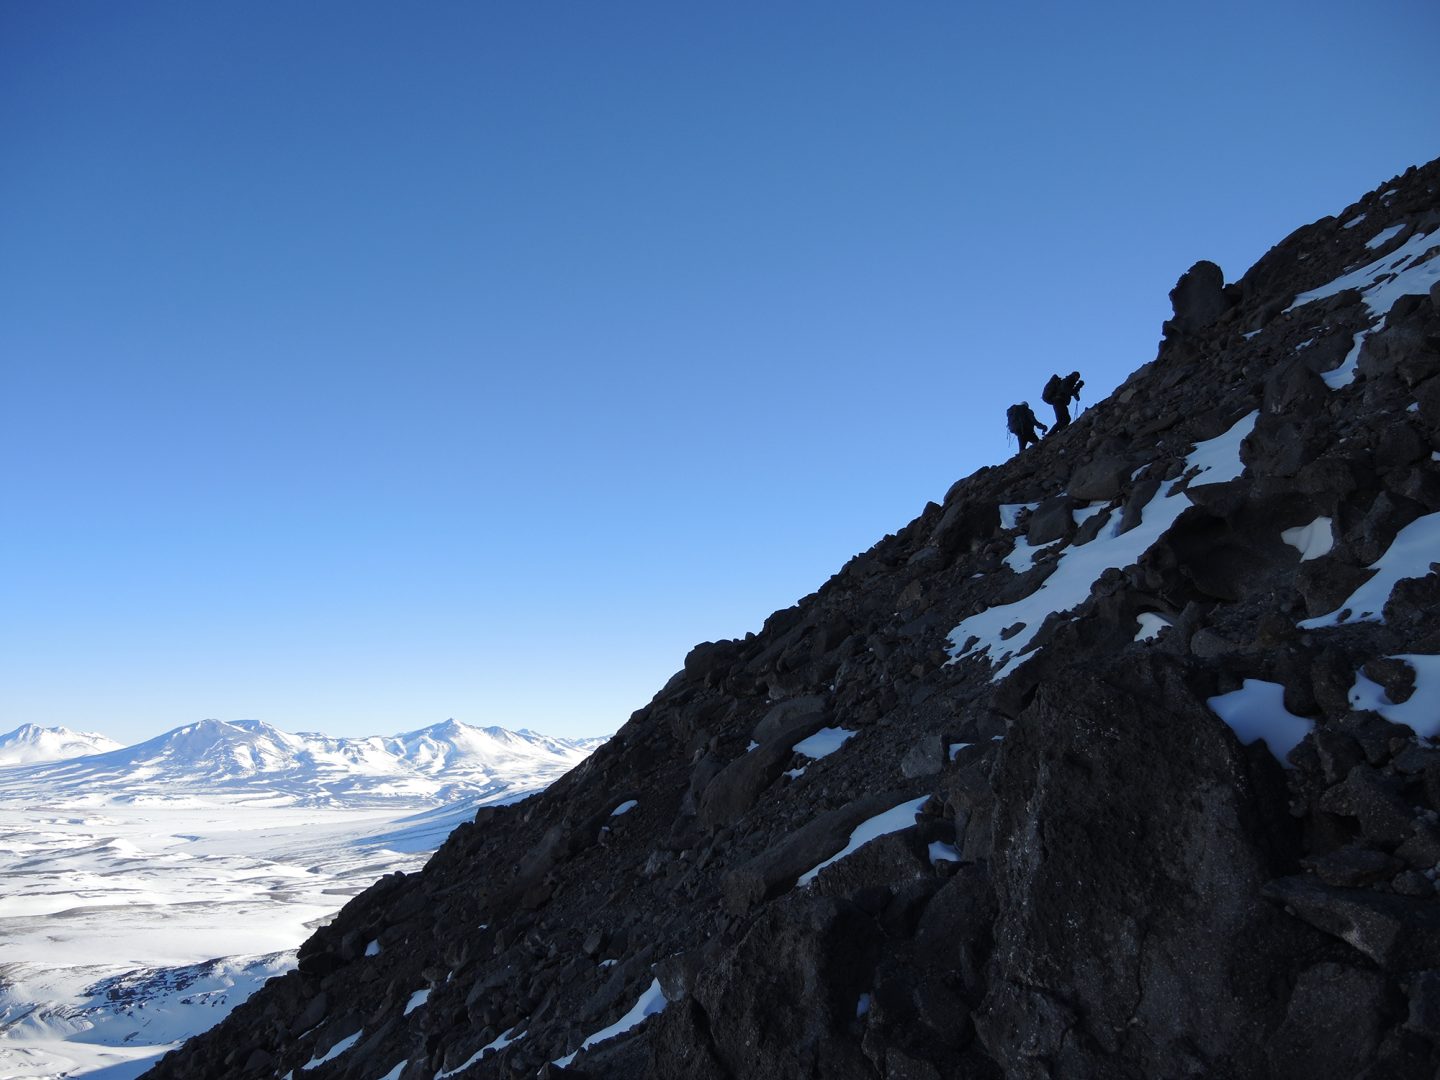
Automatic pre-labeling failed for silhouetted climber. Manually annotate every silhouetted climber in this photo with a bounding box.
[1042,370,1085,429]
[1006,401,1048,452]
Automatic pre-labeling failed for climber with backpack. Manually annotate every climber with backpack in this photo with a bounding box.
[1006,401,1048,453]
[1042,370,1085,429]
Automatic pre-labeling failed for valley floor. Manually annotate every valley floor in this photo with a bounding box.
[0,796,473,1079]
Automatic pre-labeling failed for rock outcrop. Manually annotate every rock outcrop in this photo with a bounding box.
[144,158,1440,1079]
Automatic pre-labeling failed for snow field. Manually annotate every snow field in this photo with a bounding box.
[0,799,504,1079]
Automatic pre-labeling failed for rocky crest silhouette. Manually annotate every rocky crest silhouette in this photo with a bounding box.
[145,158,1440,1079]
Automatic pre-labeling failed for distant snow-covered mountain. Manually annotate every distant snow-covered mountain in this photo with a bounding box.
[0,723,122,765]
[0,717,605,806]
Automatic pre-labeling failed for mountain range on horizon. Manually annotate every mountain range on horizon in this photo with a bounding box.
[0,715,609,1080]
[0,717,608,806]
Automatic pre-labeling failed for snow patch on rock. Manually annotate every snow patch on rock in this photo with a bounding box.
[1348,656,1440,740]
[1300,512,1440,627]
[949,412,1257,680]
[1207,680,1314,766]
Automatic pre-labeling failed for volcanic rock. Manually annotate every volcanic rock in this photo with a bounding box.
[143,158,1440,1080]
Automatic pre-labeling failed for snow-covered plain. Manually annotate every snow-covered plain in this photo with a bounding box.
[0,719,601,1079]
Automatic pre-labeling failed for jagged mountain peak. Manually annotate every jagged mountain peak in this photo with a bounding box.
[145,158,1440,1080]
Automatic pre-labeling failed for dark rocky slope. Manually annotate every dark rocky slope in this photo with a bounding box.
[147,158,1440,1080]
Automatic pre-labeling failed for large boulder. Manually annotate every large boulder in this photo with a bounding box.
[976,653,1304,1078]
[1067,455,1130,502]
[1166,260,1231,336]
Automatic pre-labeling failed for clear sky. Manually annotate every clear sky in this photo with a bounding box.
[3,2,1437,745]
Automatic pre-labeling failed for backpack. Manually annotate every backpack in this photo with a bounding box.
[1042,374,1065,405]
[1006,404,1027,435]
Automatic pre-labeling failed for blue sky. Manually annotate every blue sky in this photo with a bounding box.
[3,2,1437,744]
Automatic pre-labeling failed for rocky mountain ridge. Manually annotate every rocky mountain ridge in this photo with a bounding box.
[145,157,1440,1079]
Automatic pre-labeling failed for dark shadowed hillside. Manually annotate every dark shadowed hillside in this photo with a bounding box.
[146,158,1440,1080]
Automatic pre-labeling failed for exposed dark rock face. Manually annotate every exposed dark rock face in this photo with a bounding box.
[145,159,1440,1079]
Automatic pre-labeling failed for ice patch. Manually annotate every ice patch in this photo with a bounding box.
[928,841,962,865]
[1366,223,1405,249]
[947,742,972,761]
[1348,656,1440,739]
[404,988,429,1015]
[610,800,637,816]
[1134,612,1171,642]
[1281,517,1334,561]
[856,993,872,1018]
[303,1029,362,1069]
[364,939,380,957]
[1242,329,1262,340]
[377,1063,407,1080]
[798,796,929,885]
[792,727,855,760]
[1206,680,1314,766]
[784,767,806,779]
[745,741,759,752]
[1299,511,1440,628]
[998,502,1039,530]
[1342,213,1366,229]
[948,412,1257,680]
[553,978,667,1068]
